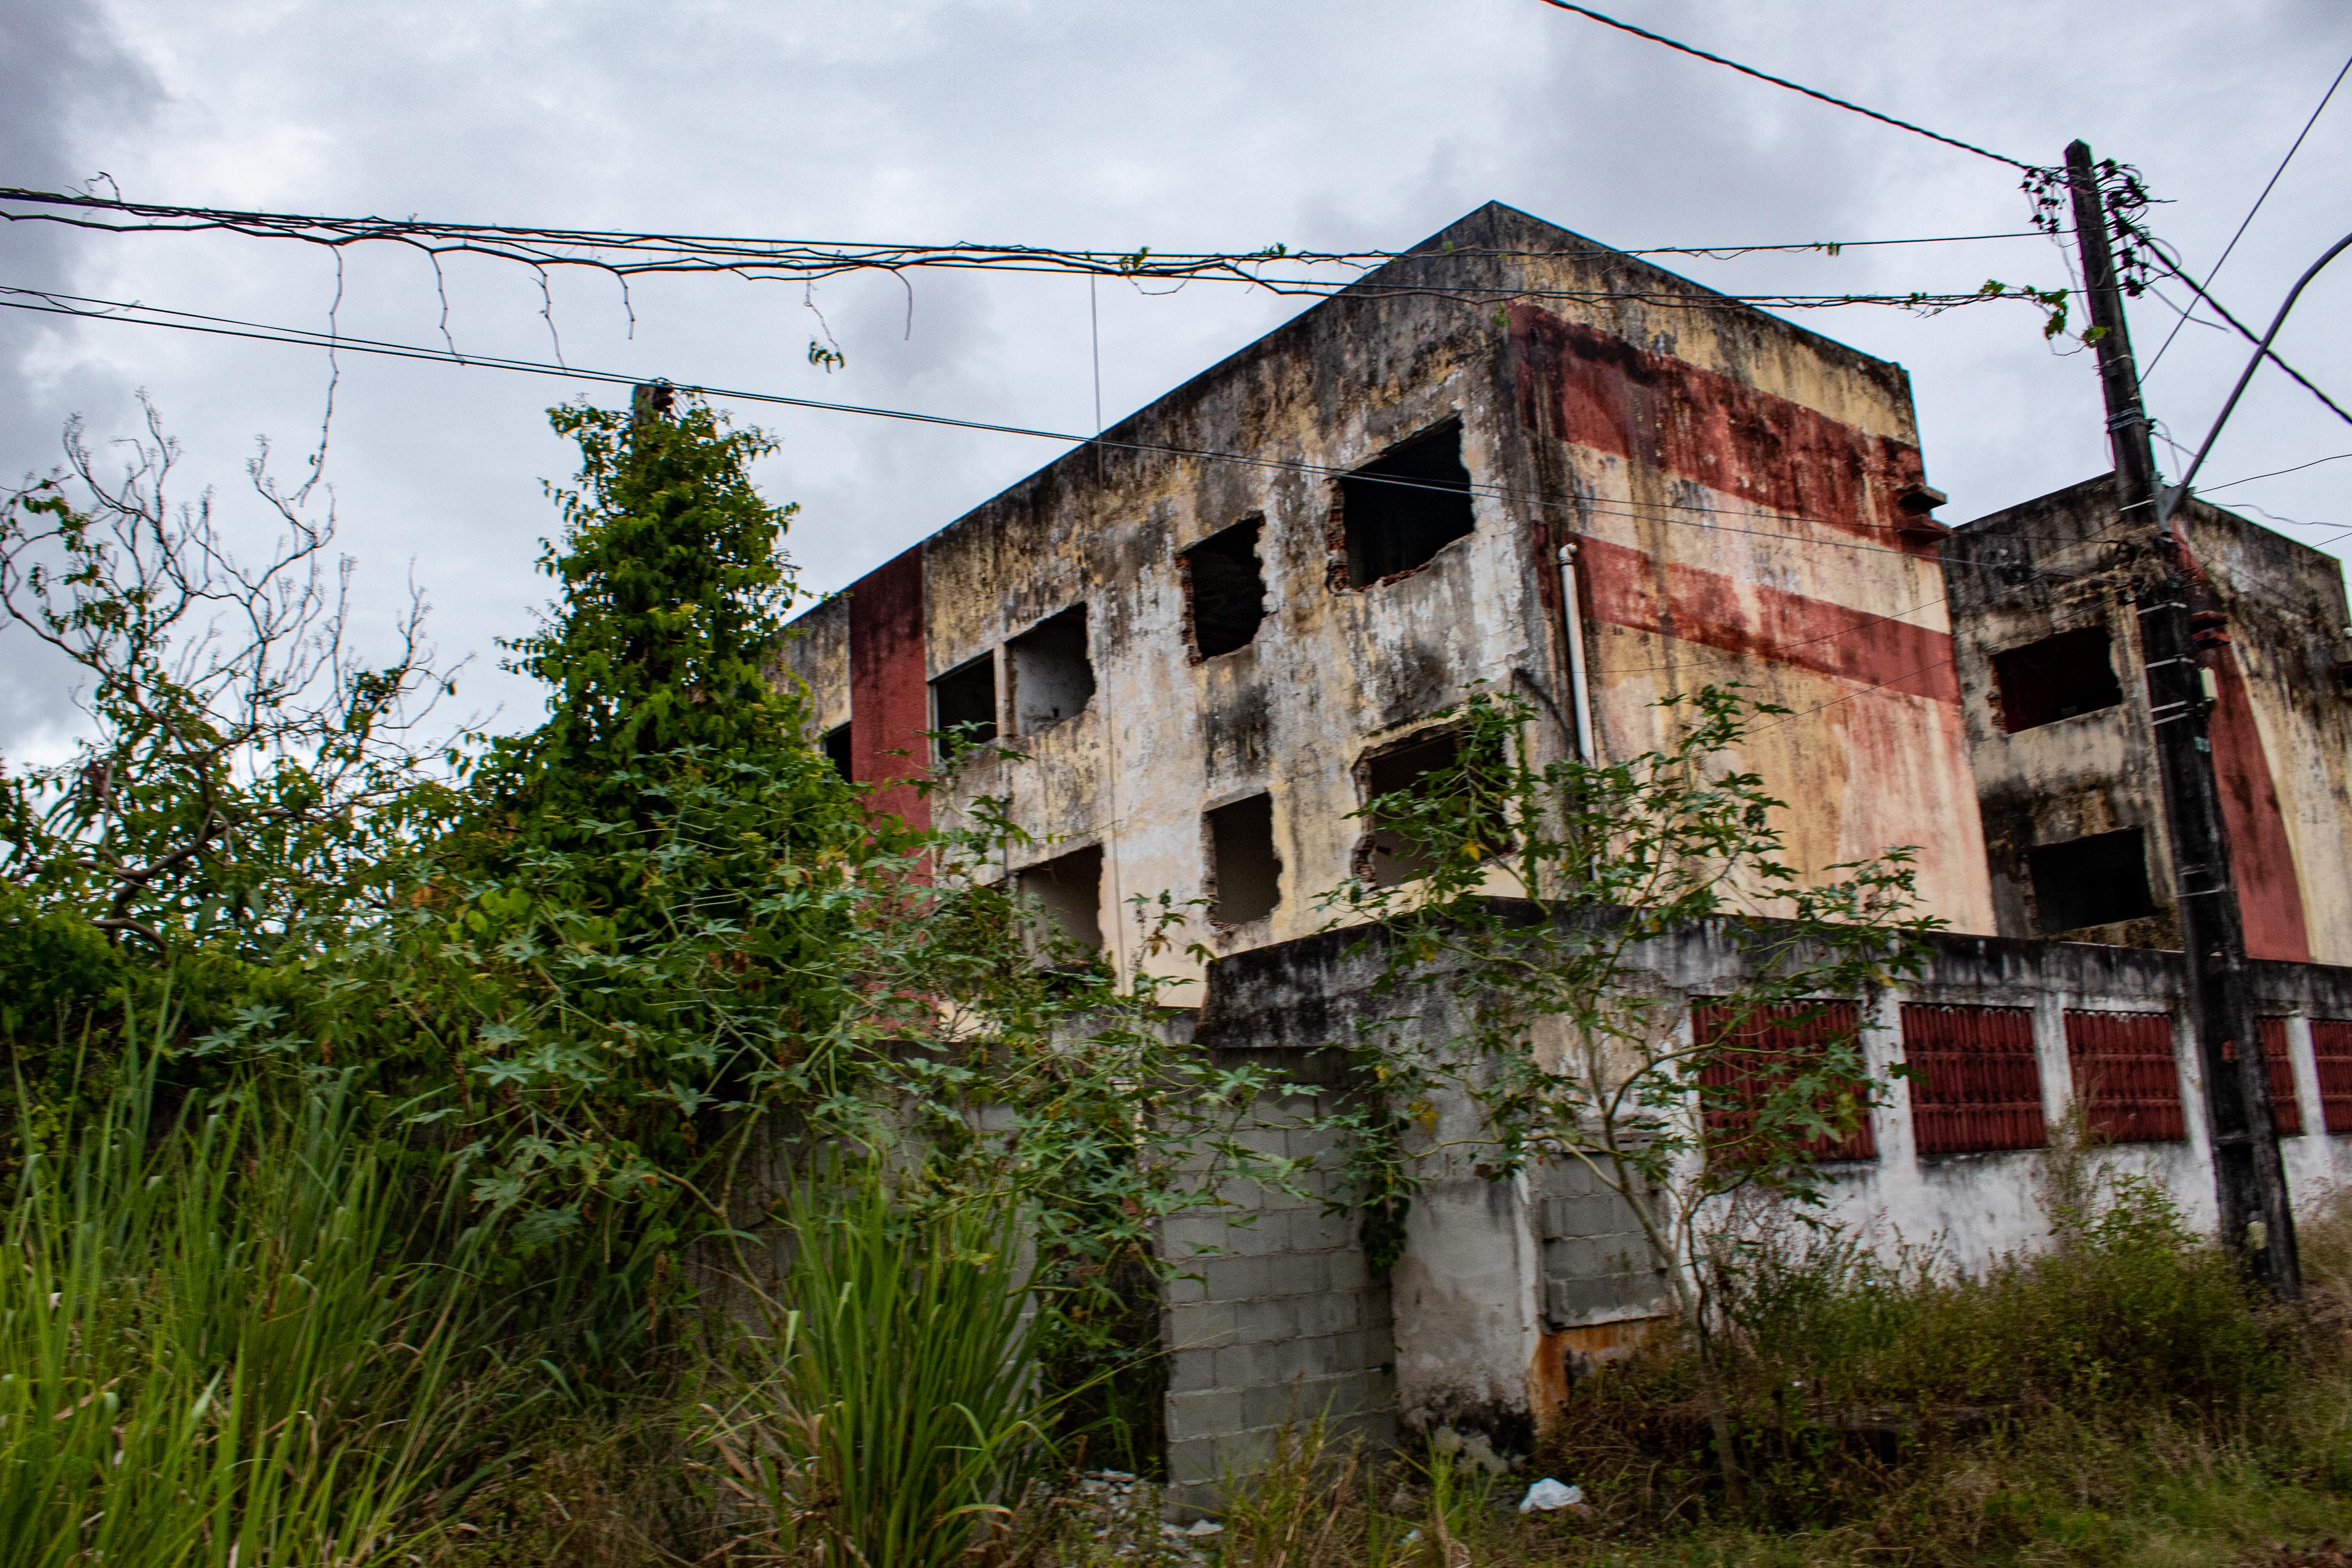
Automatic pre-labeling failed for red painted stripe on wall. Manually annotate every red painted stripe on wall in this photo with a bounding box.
[845,545,933,831]
[2208,649,2311,963]
[1577,534,1959,702]
[1510,306,1929,544]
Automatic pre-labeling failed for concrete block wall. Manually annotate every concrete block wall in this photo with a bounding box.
[1536,1156,1673,1328]
[1159,1071,1396,1504]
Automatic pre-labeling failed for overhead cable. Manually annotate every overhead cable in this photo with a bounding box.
[2144,54,2352,380]
[0,187,2039,310]
[3,282,2054,572]
[1530,0,2034,170]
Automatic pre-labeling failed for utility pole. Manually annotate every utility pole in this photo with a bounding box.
[2063,139,2298,1297]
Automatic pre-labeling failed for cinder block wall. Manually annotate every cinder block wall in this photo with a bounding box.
[1159,1056,1396,1504]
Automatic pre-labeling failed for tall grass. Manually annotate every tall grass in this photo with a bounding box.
[712,1166,1062,1567]
[0,1045,488,1568]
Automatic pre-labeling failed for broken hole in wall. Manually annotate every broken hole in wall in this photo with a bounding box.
[2029,827,2156,933]
[1206,793,1281,925]
[1991,626,2122,732]
[1356,726,1507,888]
[1018,844,1105,953]
[822,722,854,780]
[930,654,998,758]
[1008,606,1096,735]
[1339,419,1474,588]
[1182,518,1267,658]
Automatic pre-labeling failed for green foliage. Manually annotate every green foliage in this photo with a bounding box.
[499,390,804,814]
[0,395,1315,1553]
[710,1166,1060,1567]
[0,404,451,964]
[0,1038,494,1568]
[1718,1175,2280,1420]
[1326,685,1939,1322]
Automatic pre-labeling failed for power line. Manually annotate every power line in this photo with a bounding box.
[2131,233,2352,428]
[0,188,2049,317]
[2144,54,2352,380]
[8,283,2118,690]
[1530,0,2035,170]
[2200,452,2352,493]
[7,282,2081,574]
[0,185,2041,285]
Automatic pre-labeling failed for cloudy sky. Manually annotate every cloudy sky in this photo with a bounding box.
[3,0,2346,757]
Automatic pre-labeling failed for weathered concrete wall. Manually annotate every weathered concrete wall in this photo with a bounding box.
[1182,908,2352,1463]
[1500,294,1993,932]
[1946,476,2352,963]
[779,200,2000,1000]
[784,592,851,735]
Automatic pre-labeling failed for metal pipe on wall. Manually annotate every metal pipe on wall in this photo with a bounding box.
[1557,541,1597,763]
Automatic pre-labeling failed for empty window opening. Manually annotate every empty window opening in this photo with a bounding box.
[1206,793,1281,926]
[2259,1019,2304,1137]
[1007,607,1096,735]
[930,655,998,758]
[1339,420,1475,588]
[1901,1003,2046,1156]
[2063,1010,2185,1143]
[1018,845,1105,952]
[1183,519,1268,658]
[1992,626,2123,733]
[1360,730,1461,888]
[822,723,854,780]
[1357,726,1510,889]
[1692,1000,1877,1164]
[2029,828,2156,933]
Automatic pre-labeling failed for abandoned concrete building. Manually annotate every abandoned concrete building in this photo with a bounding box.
[780,201,2352,1489]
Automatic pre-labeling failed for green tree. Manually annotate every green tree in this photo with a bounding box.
[496,386,805,822]
[1327,684,1941,1498]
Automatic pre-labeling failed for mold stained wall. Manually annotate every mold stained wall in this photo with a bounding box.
[786,594,850,736]
[780,200,2002,991]
[1202,913,2352,1444]
[1493,219,1996,936]
[1946,476,2352,964]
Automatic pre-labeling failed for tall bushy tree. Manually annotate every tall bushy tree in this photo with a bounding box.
[499,387,806,819]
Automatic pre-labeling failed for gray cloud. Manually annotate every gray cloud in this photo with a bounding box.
[2,0,2346,755]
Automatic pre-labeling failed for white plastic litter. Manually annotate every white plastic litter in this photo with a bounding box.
[1183,1519,1225,1538]
[1517,1477,1586,1513]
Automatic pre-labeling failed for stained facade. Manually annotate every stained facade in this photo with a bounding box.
[1945,476,2352,964]
[777,200,2352,1492]
[783,200,1997,996]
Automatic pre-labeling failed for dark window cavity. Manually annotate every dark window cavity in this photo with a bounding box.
[930,655,998,758]
[1359,729,1471,888]
[1182,518,1268,658]
[1206,793,1281,926]
[1018,845,1104,951]
[1339,420,1475,588]
[1007,606,1096,735]
[1991,626,2123,732]
[822,723,854,780]
[2029,828,2156,932]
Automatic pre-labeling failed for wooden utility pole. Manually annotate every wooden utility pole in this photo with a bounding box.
[2063,138,2298,1296]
